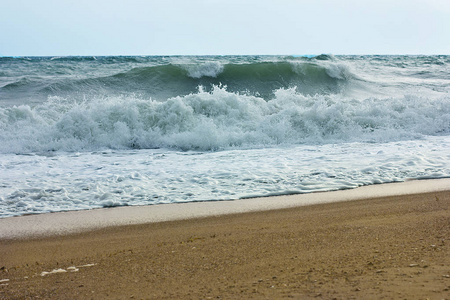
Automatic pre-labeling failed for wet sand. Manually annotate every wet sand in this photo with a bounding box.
[2,179,450,240]
[1,184,449,299]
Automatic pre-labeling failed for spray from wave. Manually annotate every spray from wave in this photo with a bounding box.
[1,85,448,153]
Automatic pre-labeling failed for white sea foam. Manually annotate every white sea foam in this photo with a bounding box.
[39,265,92,276]
[0,86,448,154]
[1,136,449,217]
[41,268,67,276]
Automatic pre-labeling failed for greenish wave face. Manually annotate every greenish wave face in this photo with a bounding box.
[2,55,449,106]
[0,55,357,104]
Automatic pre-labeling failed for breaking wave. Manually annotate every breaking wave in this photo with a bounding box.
[1,85,448,153]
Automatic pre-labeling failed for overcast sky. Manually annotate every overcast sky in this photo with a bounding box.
[1,0,449,56]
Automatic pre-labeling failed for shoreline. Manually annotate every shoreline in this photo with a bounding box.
[1,178,450,240]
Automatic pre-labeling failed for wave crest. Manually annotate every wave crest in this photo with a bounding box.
[182,61,224,78]
[1,59,356,103]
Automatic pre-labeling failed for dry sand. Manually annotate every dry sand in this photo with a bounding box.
[1,186,449,299]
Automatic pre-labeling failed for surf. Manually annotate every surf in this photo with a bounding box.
[0,85,448,153]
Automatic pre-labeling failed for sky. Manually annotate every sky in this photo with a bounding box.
[1,0,449,56]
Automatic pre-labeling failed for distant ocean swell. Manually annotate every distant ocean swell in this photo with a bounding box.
[1,86,448,153]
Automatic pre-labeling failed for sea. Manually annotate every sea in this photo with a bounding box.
[0,55,449,218]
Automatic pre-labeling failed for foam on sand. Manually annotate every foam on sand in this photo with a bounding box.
[1,178,449,240]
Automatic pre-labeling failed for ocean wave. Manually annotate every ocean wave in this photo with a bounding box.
[0,86,448,153]
[0,59,355,102]
[105,60,353,98]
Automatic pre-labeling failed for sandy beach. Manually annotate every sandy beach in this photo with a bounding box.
[1,182,449,299]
